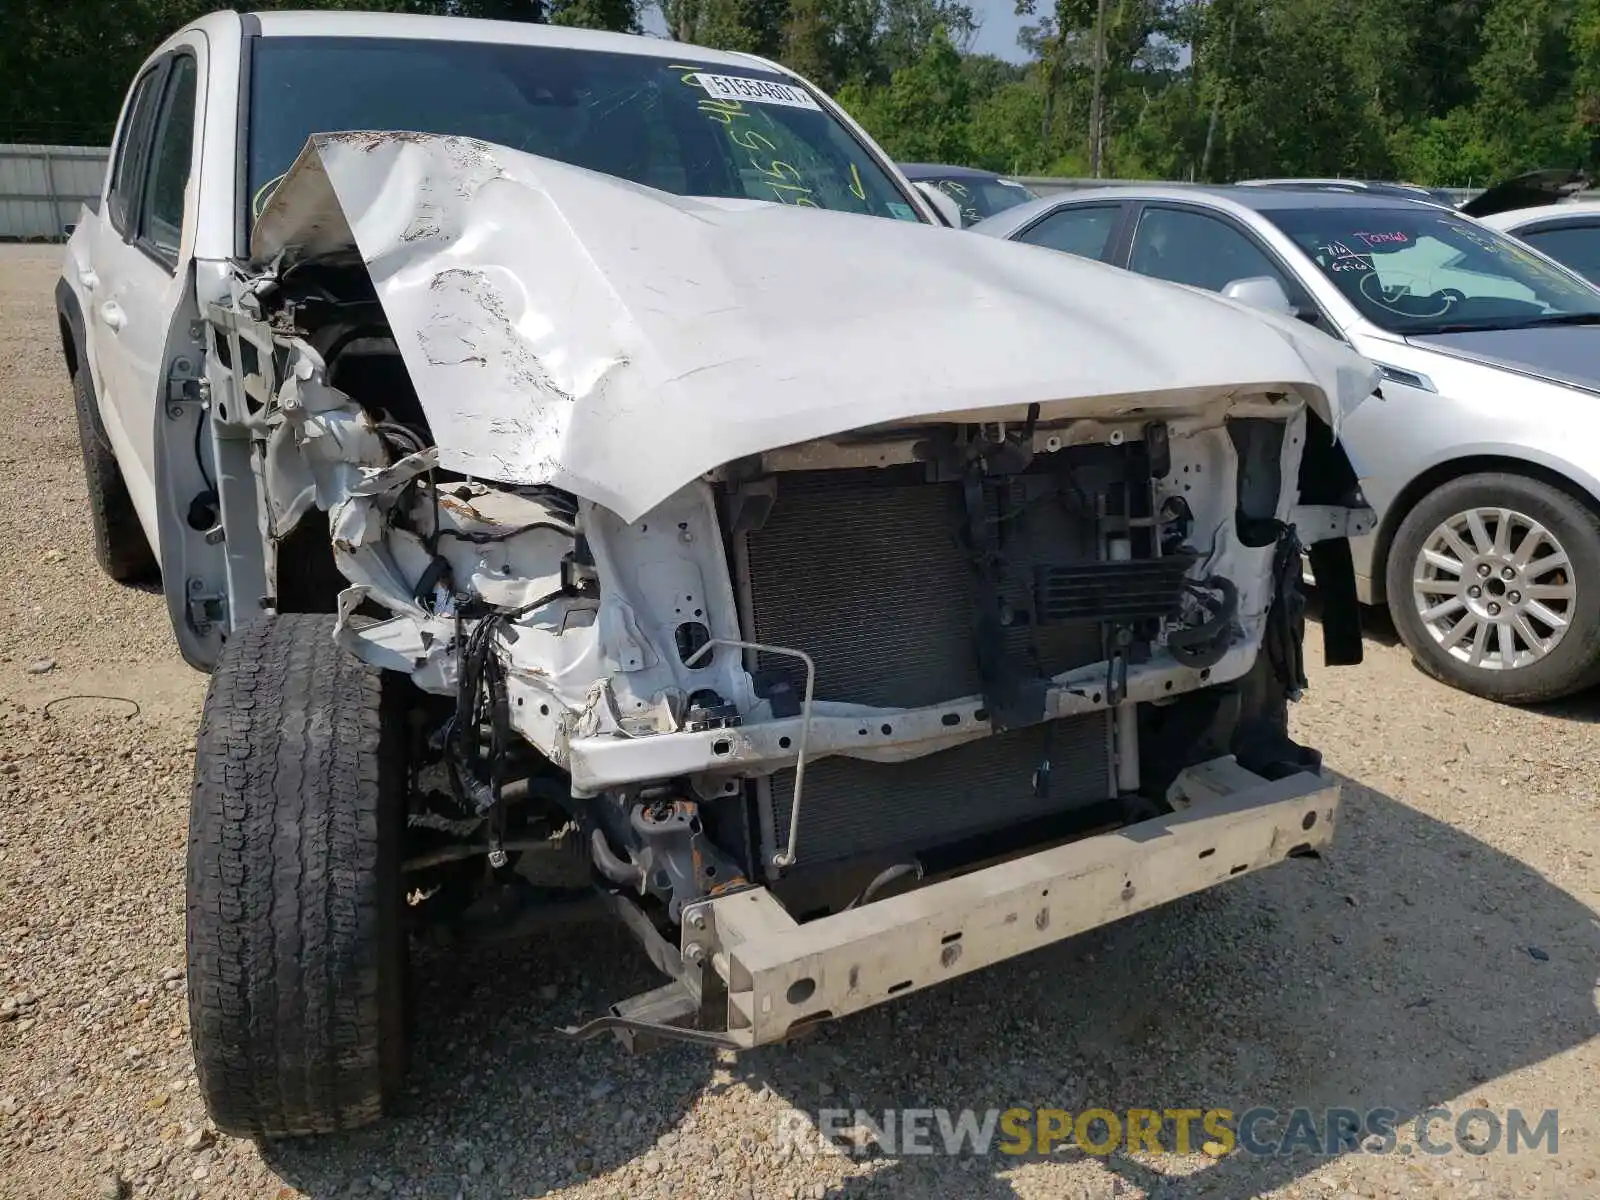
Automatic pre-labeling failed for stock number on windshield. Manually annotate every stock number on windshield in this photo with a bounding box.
[670,65,866,209]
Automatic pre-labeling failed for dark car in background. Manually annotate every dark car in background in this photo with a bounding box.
[899,163,1037,227]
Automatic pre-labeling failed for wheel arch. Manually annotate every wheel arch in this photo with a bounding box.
[54,276,85,381]
[55,277,117,456]
[1370,451,1600,605]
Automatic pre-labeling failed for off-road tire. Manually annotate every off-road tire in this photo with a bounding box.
[70,366,156,582]
[187,615,409,1138]
[1386,472,1600,703]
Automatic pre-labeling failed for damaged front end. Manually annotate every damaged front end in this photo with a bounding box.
[193,132,1376,1049]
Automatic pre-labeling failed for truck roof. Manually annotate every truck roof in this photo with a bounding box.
[203,9,770,73]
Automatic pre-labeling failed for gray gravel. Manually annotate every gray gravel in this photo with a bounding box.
[2,243,1597,1199]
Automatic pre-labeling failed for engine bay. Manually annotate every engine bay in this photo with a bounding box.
[196,258,1336,951]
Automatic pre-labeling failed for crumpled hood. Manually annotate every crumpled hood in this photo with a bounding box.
[1408,325,1600,396]
[254,132,1378,522]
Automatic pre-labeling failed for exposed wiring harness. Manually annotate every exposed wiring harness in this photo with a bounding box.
[1167,575,1239,669]
[436,517,577,546]
[1263,524,1309,700]
[192,408,215,495]
[447,587,570,816]
[376,420,428,457]
[393,468,578,613]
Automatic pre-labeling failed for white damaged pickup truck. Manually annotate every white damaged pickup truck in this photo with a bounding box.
[56,12,1378,1138]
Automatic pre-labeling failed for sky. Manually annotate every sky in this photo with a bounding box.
[969,0,1032,63]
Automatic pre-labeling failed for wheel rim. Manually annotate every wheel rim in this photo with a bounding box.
[1411,506,1577,672]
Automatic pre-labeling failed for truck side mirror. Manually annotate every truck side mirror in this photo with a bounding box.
[911,182,963,228]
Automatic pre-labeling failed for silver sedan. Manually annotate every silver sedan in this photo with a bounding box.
[976,186,1600,703]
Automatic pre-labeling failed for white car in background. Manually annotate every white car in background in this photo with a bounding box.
[1482,202,1600,285]
[975,185,1600,704]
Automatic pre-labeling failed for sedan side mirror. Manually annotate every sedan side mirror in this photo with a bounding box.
[1223,276,1322,325]
[911,181,964,228]
[1222,275,1298,317]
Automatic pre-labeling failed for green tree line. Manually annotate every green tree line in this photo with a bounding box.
[4,0,1597,186]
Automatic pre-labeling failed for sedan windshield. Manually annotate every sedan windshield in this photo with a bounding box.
[1264,206,1600,334]
[247,38,921,225]
[920,175,1037,226]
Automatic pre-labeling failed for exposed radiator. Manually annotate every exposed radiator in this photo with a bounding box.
[733,462,1118,866]
[767,714,1113,865]
[738,466,1104,707]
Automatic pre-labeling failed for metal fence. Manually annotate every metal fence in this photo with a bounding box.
[0,144,109,240]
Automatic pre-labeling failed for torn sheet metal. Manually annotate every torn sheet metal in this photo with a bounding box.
[253,132,1379,523]
[261,341,389,536]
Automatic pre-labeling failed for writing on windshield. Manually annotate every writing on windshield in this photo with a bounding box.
[247,38,920,225]
[669,63,874,212]
[1268,207,1600,333]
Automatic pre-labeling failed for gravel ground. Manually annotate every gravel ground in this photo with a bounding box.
[2,242,1597,1200]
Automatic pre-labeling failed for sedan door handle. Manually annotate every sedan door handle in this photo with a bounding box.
[99,301,126,332]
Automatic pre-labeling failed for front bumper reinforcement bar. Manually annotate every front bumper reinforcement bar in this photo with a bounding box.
[565,758,1337,1050]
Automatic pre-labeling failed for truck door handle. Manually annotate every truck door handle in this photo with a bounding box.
[99,301,126,332]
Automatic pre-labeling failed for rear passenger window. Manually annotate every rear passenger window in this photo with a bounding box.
[1017,206,1120,259]
[140,55,199,261]
[107,66,164,236]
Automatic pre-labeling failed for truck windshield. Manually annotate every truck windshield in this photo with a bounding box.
[247,37,921,226]
[1264,205,1600,334]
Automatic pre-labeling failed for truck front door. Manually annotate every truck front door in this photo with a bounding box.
[84,42,205,560]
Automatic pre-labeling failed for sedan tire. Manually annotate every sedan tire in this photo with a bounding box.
[1386,472,1600,703]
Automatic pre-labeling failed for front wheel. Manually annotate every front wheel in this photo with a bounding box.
[1386,472,1600,703]
[186,615,410,1137]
